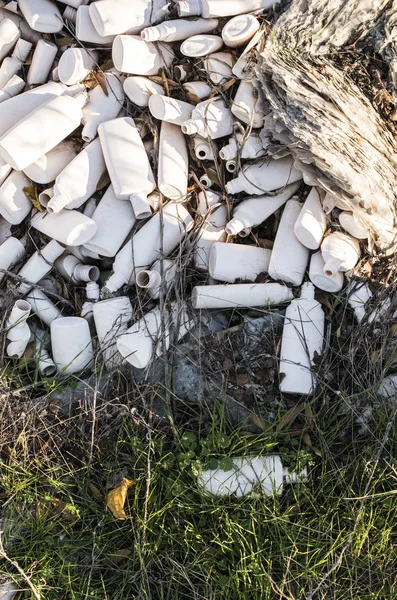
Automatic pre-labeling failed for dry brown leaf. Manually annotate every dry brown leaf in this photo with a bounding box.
[88,483,104,502]
[52,498,78,523]
[96,170,110,190]
[220,78,236,92]
[106,549,132,565]
[185,91,202,105]
[100,58,114,72]
[106,477,135,520]
[95,71,108,96]
[55,37,74,46]
[23,185,44,212]
[250,413,270,431]
[303,432,312,447]
[203,166,221,187]
[316,291,334,312]
[160,69,170,96]
[305,404,314,428]
[148,76,177,87]
[278,403,305,431]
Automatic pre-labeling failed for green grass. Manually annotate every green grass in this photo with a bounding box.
[1,398,397,600]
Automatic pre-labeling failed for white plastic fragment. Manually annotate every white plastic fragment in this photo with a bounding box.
[6,299,31,358]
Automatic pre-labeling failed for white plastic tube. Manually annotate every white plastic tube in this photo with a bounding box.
[192,282,293,309]
[25,288,61,325]
[0,235,25,282]
[0,74,25,103]
[0,170,32,225]
[135,258,176,299]
[182,97,233,140]
[176,0,279,18]
[194,205,228,271]
[47,139,106,214]
[55,254,99,284]
[123,76,164,107]
[83,184,136,258]
[309,251,344,293]
[158,121,189,201]
[268,199,309,287]
[81,71,124,142]
[17,0,64,33]
[89,0,168,37]
[98,116,156,219]
[31,209,97,246]
[226,156,303,195]
[294,188,327,250]
[27,39,57,86]
[0,39,32,89]
[209,242,272,283]
[33,327,57,377]
[226,182,300,236]
[23,140,79,185]
[17,239,64,294]
[142,17,218,42]
[0,18,20,62]
[112,36,174,75]
[6,299,31,358]
[51,316,93,373]
[231,80,266,129]
[92,296,133,369]
[148,94,194,126]
[321,232,361,276]
[279,282,325,395]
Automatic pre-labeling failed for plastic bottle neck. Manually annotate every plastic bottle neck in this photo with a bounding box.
[141,25,163,42]
[136,270,162,290]
[182,119,202,136]
[219,141,237,161]
[323,257,342,277]
[73,264,100,283]
[47,194,69,214]
[104,270,127,294]
[63,6,77,23]
[130,193,152,220]
[41,240,64,264]
[300,281,315,300]
[86,281,100,301]
[225,217,245,236]
[225,176,244,195]
[81,120,98,143]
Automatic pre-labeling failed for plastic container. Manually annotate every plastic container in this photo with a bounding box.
[112,36,174,75]
[81,71,124,142]
[24,140,79,185]
[194,205,228,270]
[58,48,98,86]
[6,299,31,358]
[51,316,93,373]
[221,14,259,47]
[0,170,32,225]
[105,202,193,292]
[309,251,344,293]
[89,0,168,37]
[0,39,32,89]
[0,74,25,103]
[142,17,218,42]
[226,156,302,195]
[182,97,233,140]
[47,138,106,214]
[219,132,265,161]
[98,117,156,219]
[25,288,61,325]
[193,135,216,161]
[321,232,361,276]
[199,455,306,497]
[33,327,57,377]
[279,282,325,395]
[0,9,42,44]
[197,189,222,214]
[75,5,116,45]
[294,188,327,250]
[123,76,164,107]
[339,211,368,240]
[158,121,189,201]
[0,235,25,283]
[226,182,300,236]
[54,254,99,284]
[148,94,194,126]
[180,34,223,57]
[92,296,133,369]
[27,39,58,86]
[192,282,293,309]
[135,258,176,299]
[209,242,271,283]
[183,80,212,100]
[268,199,309,286]
[0,18,20,62]
[231,80,266,128]
[0,92,87,171]
[18,0,64,33]
[176,0,279,18]
[83,184,136,257]
[17,239,64,294]
[203,51,234,85]
[31,209,98,246]
[80,280,100,320]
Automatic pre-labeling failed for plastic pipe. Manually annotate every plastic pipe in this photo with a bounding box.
[192,282,293,309]
[25,288,61,325]
[27,39,57,86]
[6,299,31,358]
[0,235,24,282]
[17,239,64,294]
[31,209,97,246]
[209,241,271,283]
[51,316,93,373]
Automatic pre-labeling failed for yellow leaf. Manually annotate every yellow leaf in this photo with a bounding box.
[23,185,44,212]
[106,477,135,520]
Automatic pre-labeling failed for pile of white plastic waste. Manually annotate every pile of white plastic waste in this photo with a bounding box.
[0,0,376,398]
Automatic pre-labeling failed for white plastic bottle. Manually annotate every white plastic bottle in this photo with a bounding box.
[279,282,325,395]
[221,14,259,47]
[183,80,211,100]
[321,232,360,277]
[158,121,189,201]
[209,242,271,283]
[6,299,31,358]
[54,254,99,284]
[17,240,64,294]
[104,202,193,292]
[58,48,98,86]
[123,76,164,107]
[31,209,97,246]
[268,199,309,286]
[47,139,106,214]
[309,251,344,293]
[81,72,124,142]
[194,205,228,271]
[142,17,218,42]
[193,136,216,161]
[346,280,372,323]
[339,211,368,240]
[177,0,280,18]
[75,5,116,45]
[226,182,300,236]
[92,296,133,369]
[17,0,64,33]
[27,39,58,86]
[98,117,156,219]
[51,316,93,373]
[148,94,194,126]
[0,9,42,45]
[180,34,223,57]
[112,36,174,76]
[294,187,327,250]
[0,170,32,225]
[182,97,233,140]
[0,18,20,62]
[219,132,265,161]
[192,282,293,309]
[0,235,25,283]
[226,156,302,195]
[197,189,222,214]
[0,39,32,89]
[0,74,25,103]
[83,184,136,257]
[23,140,79,185]
[199,455,306,497]
[0,92,87,171]
[203,51,234,85]
[231,80,266,129]
[136,258,176,299]
[89,0,168,37]
[25,288,61,325]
